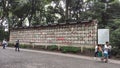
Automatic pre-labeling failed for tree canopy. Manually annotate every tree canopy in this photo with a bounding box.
[0,0,120,48]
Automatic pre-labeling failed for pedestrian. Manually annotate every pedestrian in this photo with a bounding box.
[108,44,112,58]
[102,42,109,63]
[97,45,103,58]
[94,45,98,60]
[15,40,20,52]
[2,39,7,49]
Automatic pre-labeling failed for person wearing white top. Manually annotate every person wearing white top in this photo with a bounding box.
[94,45,98,60]
[103,42,109,63]
[2,39,7,49]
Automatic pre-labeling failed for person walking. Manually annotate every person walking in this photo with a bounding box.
[108,44,112,58]
[102,42,109,63]
[97,45,103,58]
[94,45,98,60]
[2,39,7,49]
[15,40,20,52]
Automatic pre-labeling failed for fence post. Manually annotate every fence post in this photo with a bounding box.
[45,45,47,49]
[81,46,84,53]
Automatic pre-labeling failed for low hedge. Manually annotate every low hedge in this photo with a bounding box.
[111,48,120,58]
[60,46,81,53]
[34,45,46,50]
[8,43,15,47]
[7,43,93,54]
[82,47,94,53]
[47,45,58,51]
[8,43,33,48]
[20,44,28,48]
[81,47,95,56]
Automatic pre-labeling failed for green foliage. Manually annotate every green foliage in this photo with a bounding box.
[60,46,80,53]
[99,0,115,3]
[107,1,120,19]
[107,19,120,30]
[83,47,95,52]
[8,43,45,49]
[0,29,9,41]
[34,45,46,50]
[12,3,30,18]
[0,0,119,28]
[82,47,95,56]
[47,45,58,51]
[111,28,120,48]
[19,44,28,48]
[111,48,118,56]
[111,48,120,58]
[8,43,14,47]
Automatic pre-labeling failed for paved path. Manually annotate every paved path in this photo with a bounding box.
[0,47,120,68]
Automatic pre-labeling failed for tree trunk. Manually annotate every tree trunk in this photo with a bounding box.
[65,0,69,23]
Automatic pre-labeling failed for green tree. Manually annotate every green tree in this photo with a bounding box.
[111,28,120,48]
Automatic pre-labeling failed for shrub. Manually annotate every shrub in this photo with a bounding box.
[111,28,120,49]
[111,48,118,56]
[34,45,45,50]
[83,47,94,52]
[111,48,120,58]
[8,43,14,47]
[82,47,95,56]
[26,45,33,48]
[60,46,80,53]
[20,44,28,48]
[116,51,120,58]
[47,45,58,51]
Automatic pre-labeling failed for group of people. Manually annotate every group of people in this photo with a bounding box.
[1,39,112,62]
[1,39,20,52]
[94,42,112,63]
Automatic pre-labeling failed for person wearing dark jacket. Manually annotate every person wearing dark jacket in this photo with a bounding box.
[15,40,20,52]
